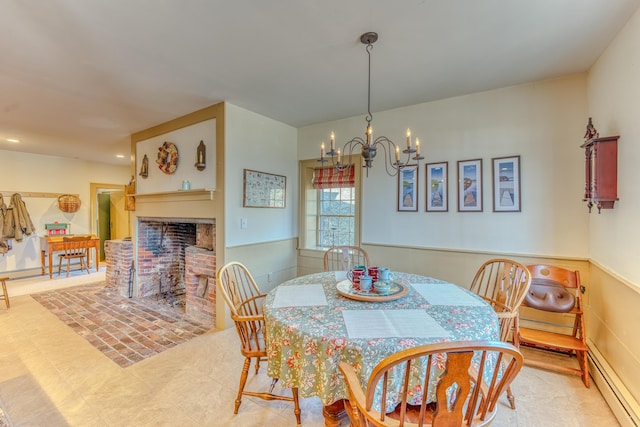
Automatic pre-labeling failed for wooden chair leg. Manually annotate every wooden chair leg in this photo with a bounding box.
[82,255,89,274]
[234,357,251,414]
[506,318,518,409]
[578,350,590,388]
[0,278,10,309]
[292,387,301,426]
[506,385,516,409]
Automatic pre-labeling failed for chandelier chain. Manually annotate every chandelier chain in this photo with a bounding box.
[366,41,373,124]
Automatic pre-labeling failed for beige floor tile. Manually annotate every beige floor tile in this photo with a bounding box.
[0,274,623,427]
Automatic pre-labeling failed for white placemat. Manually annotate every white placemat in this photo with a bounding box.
[411,282,485,306]
[271,284,328,308]
[342,309,450,339]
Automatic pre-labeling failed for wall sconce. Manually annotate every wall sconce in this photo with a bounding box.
[139,154,149,178]
[195,140,206,171]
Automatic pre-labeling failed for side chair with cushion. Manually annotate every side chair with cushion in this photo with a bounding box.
[323,245,370,271]
[469,258,531,409]
[516,264,589,387]
[58,235,91,277]
[339,340,524,427]
[216,261,301,426]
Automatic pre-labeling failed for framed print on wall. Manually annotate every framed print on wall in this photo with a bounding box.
[243,169,286,208]
[398,165,418,211]
[492,155,521,212]
[426,162,448,212]
[457,159,482,212]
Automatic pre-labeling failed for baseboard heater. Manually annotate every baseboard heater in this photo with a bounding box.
[588,342,640,427]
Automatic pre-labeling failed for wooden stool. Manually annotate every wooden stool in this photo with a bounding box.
[0,277,9,309]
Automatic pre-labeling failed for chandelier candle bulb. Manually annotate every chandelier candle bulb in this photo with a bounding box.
[321,142,325,159]
[395,146,400,162]
[337,149,341,164]
[330,132,335,151]
[406,129,411,149]
[415,138,420,156]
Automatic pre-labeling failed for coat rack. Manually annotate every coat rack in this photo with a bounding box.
[0,191,79,199]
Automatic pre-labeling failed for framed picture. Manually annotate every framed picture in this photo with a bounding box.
[492,155,521,212]
[457,159,482,212]
[426,162,448,212]
[243,169,286,208]
[398,165,418,211]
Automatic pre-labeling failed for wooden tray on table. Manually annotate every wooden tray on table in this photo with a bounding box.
[336,280,409,302]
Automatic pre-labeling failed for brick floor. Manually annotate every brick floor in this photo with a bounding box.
[32,282,212,367]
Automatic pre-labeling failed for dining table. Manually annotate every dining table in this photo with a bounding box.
[263,270,500,427]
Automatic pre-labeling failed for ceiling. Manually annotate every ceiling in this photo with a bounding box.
[1,1,638,165]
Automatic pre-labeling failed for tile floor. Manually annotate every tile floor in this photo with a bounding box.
[0,271,621,426]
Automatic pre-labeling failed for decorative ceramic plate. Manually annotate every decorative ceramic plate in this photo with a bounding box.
[336,280,409,302]
[156,141,179,174]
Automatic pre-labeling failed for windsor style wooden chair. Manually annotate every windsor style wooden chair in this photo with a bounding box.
[323,245,370,271]
[339,340,524,427]
[469,258,531,409]
[216,261,301,426]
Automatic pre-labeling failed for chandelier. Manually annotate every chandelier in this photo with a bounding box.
[319,32,424,176]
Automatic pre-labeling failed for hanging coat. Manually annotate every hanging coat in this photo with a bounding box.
[9,193,35,242]
[0,194,10,254]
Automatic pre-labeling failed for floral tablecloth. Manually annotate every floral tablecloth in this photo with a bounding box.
[264,271,499,407]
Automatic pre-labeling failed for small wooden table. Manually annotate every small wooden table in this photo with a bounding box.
[40,235,100,279]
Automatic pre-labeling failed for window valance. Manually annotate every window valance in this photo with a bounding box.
[312,165,355,189]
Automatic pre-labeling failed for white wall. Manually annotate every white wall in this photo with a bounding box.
[224,103,298,247]
[135,119,216,193]
[299,75,589,257]
[0,150,130,272]
[588,8,640,286]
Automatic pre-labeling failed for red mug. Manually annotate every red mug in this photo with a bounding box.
[368,266,379,281]
[347,268,365,285]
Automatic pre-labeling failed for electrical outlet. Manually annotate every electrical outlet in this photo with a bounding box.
[240,217,247,229]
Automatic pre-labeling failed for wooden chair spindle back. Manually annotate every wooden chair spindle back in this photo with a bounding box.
[323,245,370,271]
[469,259,531,342]
[339,340,524,427]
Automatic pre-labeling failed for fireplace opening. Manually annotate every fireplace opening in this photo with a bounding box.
[137,220,196,300]
[106,217,217,327]
[139,218,216,325]
[105,217,216,327]
[156,264,185,308]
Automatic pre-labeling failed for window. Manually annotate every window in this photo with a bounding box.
[299,158,361,250]
[318,186,355,247]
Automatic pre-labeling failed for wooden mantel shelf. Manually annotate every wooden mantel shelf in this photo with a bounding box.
[131,188,215,202]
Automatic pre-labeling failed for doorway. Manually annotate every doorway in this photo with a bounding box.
[90,183,129,261]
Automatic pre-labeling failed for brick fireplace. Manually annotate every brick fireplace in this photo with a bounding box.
[105,216,216,327]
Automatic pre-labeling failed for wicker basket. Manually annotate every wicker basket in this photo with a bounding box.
[58,194,81,213]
